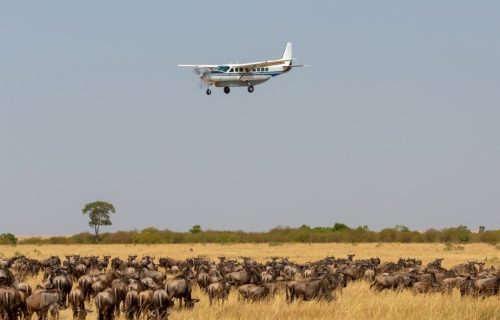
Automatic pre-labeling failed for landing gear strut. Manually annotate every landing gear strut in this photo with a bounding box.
[247,85,255,93]
[206,88,211,95]
[224,87,231,94]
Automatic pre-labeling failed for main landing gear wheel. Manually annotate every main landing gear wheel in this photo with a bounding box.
[224,87,231,94]
[206,88,211,95]
[247,85,255,93]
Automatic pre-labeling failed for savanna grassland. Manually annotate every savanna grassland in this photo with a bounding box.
[1,243,499,320]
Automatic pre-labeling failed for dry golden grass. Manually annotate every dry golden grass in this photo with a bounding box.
[1,243,498,320]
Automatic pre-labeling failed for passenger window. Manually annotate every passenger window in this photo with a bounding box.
[229,68,234,72]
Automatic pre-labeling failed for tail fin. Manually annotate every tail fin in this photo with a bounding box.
[282,42,292,64]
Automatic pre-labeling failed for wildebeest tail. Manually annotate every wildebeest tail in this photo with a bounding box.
[70,292,74,307]
[96,295,101,312]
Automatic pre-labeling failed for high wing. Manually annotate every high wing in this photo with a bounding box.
[178,64,218,68]
[231,59,292,69]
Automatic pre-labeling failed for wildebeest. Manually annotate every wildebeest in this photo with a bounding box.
[151,289,174,319]
[370,274,414,292]
[138,289,154,319]
[140,269,166,284]
[165,277,193,308]
[95,288,117,320]
[238,283,275,302]
[158,258,179,273]
[225,267,261,286]
[460,276,499,297]
[442,276,468,295]
[286,275,337,302]
[26,290,61,320]
[0,268,16,289]
[78,275,93,301]
[123,290,139,320]
[206,281,231,305]
[111,278,128,316]
[0,287,22,320]
[51,274,72,307]
[69,288,87,320]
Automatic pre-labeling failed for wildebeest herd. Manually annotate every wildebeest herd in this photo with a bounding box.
[0,254,498,319]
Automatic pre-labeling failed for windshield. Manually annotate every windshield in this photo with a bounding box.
[216,66,230,72]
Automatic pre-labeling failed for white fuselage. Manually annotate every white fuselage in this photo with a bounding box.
[203,64,292,87]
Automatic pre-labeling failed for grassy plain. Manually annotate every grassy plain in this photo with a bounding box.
[1,243,498,320]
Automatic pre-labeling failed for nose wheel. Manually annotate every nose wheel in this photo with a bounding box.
[206,88,211,95]
[224,87,231,94]
[247,85,255,93]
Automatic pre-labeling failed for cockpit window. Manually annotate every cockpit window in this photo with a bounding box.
[216,66,230,72]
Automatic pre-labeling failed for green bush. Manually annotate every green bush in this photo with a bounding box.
[0,233,18,245]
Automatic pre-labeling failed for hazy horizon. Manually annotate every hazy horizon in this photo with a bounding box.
[1,1,499,235]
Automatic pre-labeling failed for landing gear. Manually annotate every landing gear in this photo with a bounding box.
[224,87,231,94]
[206,88,211,95]
[247,85,255,93]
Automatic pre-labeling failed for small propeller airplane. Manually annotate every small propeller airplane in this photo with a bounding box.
[178,42,305,95]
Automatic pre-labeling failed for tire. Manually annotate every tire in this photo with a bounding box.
[224,87,230,94]
[206,89,211,95]
[247,85,255,93]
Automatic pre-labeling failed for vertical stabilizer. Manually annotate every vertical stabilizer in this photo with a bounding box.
[282,42,292,64]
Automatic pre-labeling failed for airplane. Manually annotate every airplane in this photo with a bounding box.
[178,42,305,95]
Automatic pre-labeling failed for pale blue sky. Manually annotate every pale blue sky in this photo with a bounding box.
[1,1,499,235]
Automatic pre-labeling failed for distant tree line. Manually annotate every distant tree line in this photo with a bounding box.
[14,224,499,245]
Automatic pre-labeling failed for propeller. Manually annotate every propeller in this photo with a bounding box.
[193,67,210,90]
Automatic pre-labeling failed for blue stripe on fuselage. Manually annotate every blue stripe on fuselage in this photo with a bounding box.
[208,71,282,77]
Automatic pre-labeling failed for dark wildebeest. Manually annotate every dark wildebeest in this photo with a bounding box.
[442,277,468,295]
[111,278,128,316]
[140,269,166,284]
[225,268,261,286]
[26,290,61,320]
[95,288,117,320]
[158,258,178,273]
[151,289,174,319]
[138,289,154,319]
[78,275,93,301]
[0,268,16,287]
[69,288,87,320]
[123,290,139,320]
[370,274,414,292]
[206,281,231,305]
[460,276,499,297]
[286,275,338,302]
[40,256,61,269]
[165,277,192,308]
[0,287,22,320]
[196,271,211,292]
[92,281,109,299]
[238,283,275,302]
[52,274,72,307]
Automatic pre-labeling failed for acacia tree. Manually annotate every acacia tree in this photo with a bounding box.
[82,201,115,241]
